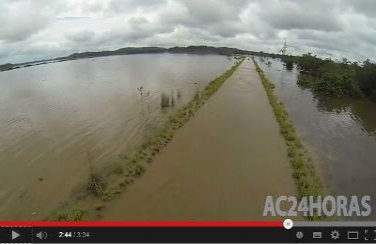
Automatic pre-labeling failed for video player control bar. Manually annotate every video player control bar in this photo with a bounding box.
[0,221,375,243]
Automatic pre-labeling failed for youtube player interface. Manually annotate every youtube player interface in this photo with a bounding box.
[0,0,375,243]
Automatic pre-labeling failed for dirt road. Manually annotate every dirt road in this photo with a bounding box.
[100,60,297,220]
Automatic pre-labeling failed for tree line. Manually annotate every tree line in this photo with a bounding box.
[281,53,376,101]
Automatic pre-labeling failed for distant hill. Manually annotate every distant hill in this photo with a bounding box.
[0,63,14,71]
[65,47,167,59]
[62,45,272,60]
[1,45,282,72]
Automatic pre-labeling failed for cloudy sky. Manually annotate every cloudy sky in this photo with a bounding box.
[0,0,375,64]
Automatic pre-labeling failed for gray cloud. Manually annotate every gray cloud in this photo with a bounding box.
[0,4,47,42]
[0,0,375,64]
[66,30,96,43]
[345,0,376,18]
[257,0,344,31]
[107,0,168,14]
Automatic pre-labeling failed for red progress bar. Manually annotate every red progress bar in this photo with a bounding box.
[0,221,283,227]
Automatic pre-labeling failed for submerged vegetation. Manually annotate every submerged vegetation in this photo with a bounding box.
[55,209,86,221]
[253,58,325,220]
[160,91,179,108]
[160,93,171,108]
[87,172,106,196]
[51,58,244,220]
[280,53,376,100]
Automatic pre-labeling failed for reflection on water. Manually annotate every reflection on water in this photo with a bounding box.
[314,95,376,136]
[0,53,233,220]
[258,58,376,219]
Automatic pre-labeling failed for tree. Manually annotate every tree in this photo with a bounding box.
[356,60,376,99]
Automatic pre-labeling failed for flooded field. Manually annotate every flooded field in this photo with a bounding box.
[258,58,376,219]
[0,53,233,220]
[99,60,297,221]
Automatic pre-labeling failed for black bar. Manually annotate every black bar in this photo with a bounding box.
[1,226,375,243]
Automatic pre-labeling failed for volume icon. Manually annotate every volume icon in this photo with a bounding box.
[36,231,48,240]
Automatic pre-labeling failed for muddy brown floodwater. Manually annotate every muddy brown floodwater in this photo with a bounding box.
[100,60,297,221]
[259,58,376,220]
[0,54,234,220]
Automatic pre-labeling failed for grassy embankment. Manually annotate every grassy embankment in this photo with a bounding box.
[253,58,326,220]
[53,58,245,221]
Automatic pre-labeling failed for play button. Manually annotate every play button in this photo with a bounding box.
[11,230,20,240]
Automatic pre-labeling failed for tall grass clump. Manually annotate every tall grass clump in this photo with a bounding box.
[252,58,326,220]
[177,90,182,99]
[87,172,105,196]
[161,93,170,108]
[170,91,175,107]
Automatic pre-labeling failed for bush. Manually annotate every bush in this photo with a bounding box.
[297,53,325,76]
[295,53,373,99]
[282,56,294,71]
[310,70,361,97]
[356,60,376,99]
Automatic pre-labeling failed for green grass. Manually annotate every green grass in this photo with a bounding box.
[51,58,244,221]
[252,58,326,220]
[55,209,86,221]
